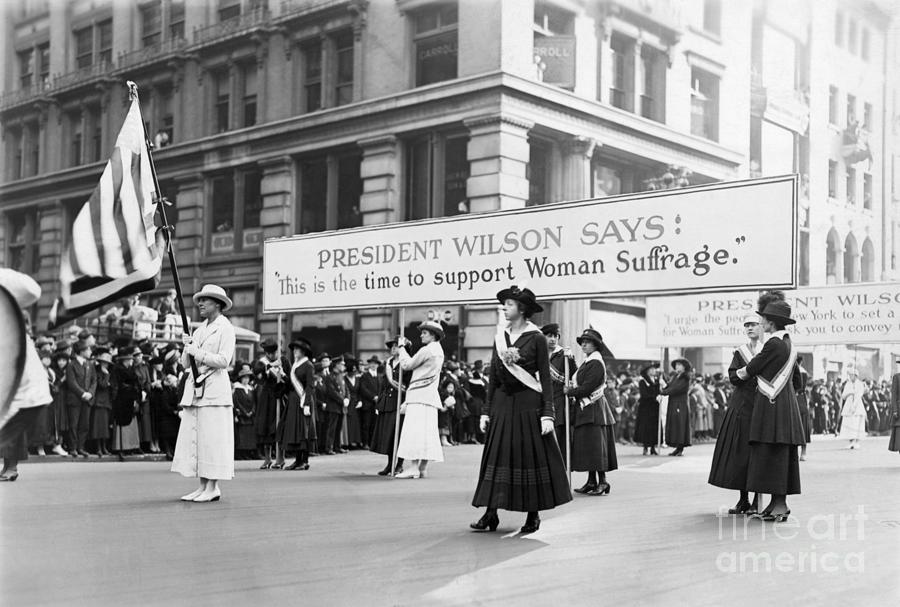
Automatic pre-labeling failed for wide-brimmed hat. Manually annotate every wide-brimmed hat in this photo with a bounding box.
[35,335,54,348]
[385,335,402,348]
[139,342,154,355]
[192,284,233,311]
[496,285,543,315]
[55,341,72,353]
[418,320,445,341]
[758,300,796,325]
[149,355,164,366]
[261,337,279,352]
[671,358,693,372]
[94,347,113,364]
[130,346,143,357]
[575,328,615,358]
[540,323,560,336]
[329,356,345,369]
[115,349,135,361]
[238,367,254,379]
[0,268,41,307]
[289,337,313,357]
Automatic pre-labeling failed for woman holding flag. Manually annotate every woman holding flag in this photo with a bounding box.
[735,292,806,522]
[471,286,571,534]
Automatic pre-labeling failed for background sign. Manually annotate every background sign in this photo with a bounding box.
[263,175,797,313]
[534,36,576,88]
[646,282,900,347]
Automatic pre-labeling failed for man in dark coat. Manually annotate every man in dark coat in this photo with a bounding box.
[357,356,381,449]
[65,340,96,457]
[322,357,348,454]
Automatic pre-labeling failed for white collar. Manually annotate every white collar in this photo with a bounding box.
[506,321,540,338]
[582,351,603,364]
[764,330,790,344]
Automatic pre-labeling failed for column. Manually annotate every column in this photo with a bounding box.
[632,38,644,116]
[572,10,597,99]
[259,156,294,241]
[596,16,613,104]
[464,113,533,213]
[561,135,596,202]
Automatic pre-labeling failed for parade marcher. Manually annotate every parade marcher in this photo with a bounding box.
[541,323,575,467]
[357,356,381,449]
[232,368,257,460]
[370,337,408,475]
[91,346,114,457]
[395,321,446,478]
[172,284,237,503]
[889,363,900,454]
[322,357,350,455]
[736,293,806,522]
[254,337,289,469]
[111,347,142,457]
[280,338,317,470]
[661,359,692,456]
[634,363,661,455]
[471,286,571,534]
[565,328,617,496]
[708,314,763,515]
[795,358,811,460]
[65,339,96,458]
[0,270,53,482]
[839,366,866,450]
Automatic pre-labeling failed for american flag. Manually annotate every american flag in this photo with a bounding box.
[48,94,164,329]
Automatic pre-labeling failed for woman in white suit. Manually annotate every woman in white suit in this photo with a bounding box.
[395,321,445,478]
[839,367,866,449]
[172,284,236,502]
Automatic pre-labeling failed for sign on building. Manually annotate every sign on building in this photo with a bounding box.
[646,282,900,347]
[534,36,576,89]
[263,175,797,313]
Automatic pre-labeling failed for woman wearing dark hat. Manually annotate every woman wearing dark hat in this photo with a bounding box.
[735,292,805,521]
[279,338,317,470]
[661,358,692,456]
[254,337,289,469]
[111,347,142,458]
[370,337,410,475]
[90,347,114,457]
[466,360,487,444]
[395,321,446,478]
[565,328,618,496]
[541,323,576,466]
[172,284,237,503]
[232,366,257,460]
[708,313,764,515]
[634,363,661,455]
[471,286,571,534]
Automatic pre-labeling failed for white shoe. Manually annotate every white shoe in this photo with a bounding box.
[52,445,68,456]
[180,487,204,501]
[193,488,221,502]
[395,469,420,479]
[37,447,47,456]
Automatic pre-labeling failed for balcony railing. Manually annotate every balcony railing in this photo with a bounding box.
[118,36,189,70]
[0,80,52,112]
[193,6,269,46]
[53,60,115,91]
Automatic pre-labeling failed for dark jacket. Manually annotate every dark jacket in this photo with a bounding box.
[323,373,348,414]
[567,356,615,427]
[548,348,576,427]
[65,356,97,408]
[743,334,806,446]
[358,370,380,410]
[111,364,141,426]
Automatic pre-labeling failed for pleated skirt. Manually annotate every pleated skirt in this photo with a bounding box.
[708,400,753,490]
[171,406,234,480]
[472,387,572,512]
[571,424,618,473]
[370,410,402,455]
[90,407,111,440]
[746,442,800,495]
[889,427,900,452]
[255,393,278,446]
[235,423,257,451]
[397,403,443,462]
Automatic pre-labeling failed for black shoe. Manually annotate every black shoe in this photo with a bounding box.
[271,462,285,470]
[520,514,541,534]
[586,482,611,496]
[285,461,302,470]
[377,466,391,476]
[727,501,756,515]
[573,483,597,495]
[650,447,659,455]
[470,512,500,532]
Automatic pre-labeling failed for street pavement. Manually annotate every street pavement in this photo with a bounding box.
[2,435,899,607]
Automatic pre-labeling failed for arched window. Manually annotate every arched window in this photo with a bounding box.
[843,233,859,283]
[861,237,875,282]
[826,228,841,284]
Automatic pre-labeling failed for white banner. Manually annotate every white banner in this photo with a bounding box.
[263,175,797,313]
[645,282,900,347]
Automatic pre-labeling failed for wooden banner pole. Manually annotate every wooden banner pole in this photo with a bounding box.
[390,307,405,477]
[564,354,572,490]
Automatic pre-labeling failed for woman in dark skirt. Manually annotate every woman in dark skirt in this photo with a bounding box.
[708,314,762,514]
[280,338,317,470]
[634,364,661,455]
[156,357,182,460]
[370,337,409,476]
[661,359,692,456]
[795,359,811,461]
[254,340,289,469]
[889,367,900,453]
[736,294,806,522]
[471,286,571,534]
[565,328,617,496]
[91,348,114,456]
[232,368,258,459]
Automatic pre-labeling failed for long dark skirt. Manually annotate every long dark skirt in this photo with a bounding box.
[571,424,618,473]
[370,410,403,455]
[665,400,692,448]
[472,387,572,512]
[279,395,316,451]
[746,442,801,495]
[634,400,660,446]
[255,393,279,446]
[0,406,45,461]
[235,422,256,451]
[799,408,812,443]
[90,407,111,440]
[28,406,51,447]
[708,399,753,490]
[554,423,571,467]
[889,427,900,452]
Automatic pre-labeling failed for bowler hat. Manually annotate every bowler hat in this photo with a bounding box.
[192,284,233,311]
[261,337,279,352]
[74,339,91,353]
[758,300,796,325]
[496,285,543,315]
[418,320,445,341]
[55,341,71,353]
[671,358,693,372]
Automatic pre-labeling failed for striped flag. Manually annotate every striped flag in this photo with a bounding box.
[48,96,164,329]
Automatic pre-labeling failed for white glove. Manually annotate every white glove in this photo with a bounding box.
[480,415,490,433]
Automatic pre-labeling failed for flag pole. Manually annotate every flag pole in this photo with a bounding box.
[128,81,199,381]
[564,354,572,490]
[391,307,405,477]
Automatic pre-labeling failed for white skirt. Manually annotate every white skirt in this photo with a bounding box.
[397,403,443,462]
[839,414,866,440]
[171,406,234,480]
